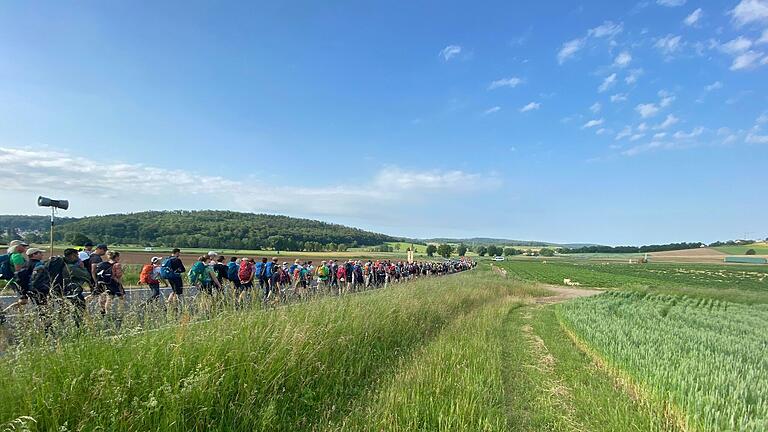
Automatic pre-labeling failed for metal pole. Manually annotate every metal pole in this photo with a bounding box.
[50,207,55,258]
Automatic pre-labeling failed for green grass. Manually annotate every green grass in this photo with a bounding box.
[503,304,676,431]
[0,266,546,431]
[558,292,768,432]
[498,259,768,304]
[713,243,768,255]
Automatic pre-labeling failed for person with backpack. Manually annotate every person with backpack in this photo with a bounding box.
[212,255,228,293]
[13,247,46,305]
[316,261,329,293]
[227,257,240,292]
[237,257,254,304]
[97,250,125,315]
[162,248,186,304]
[189,255,220,295]
[254,257,268,294]
[140,256,163,303]
[336,263,347,295]
[84,244,108,308]
[1,240,31,315]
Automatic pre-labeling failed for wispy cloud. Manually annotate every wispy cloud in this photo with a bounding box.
[439,45,462,61]
[613,51,632,68]
[673,127,704,139]
[731,50,764,70]
[616,126,633,140]
[684,8,703,26]
[655,114,679,129]
[590,102,602,113]
[519,102,541,112]
[730,0,768,27]
[488,77,523,90]
[705,81,723,91]
[625,68,643,84]
[655,34,683,56]
[483,106,502,115]
[759,29,768,44]
[636,103,660,118]
[588,21,624,38]
[657,0,686,7]
[598,73,618,92]
[557,38,586,64]
[583,118,604,128]
[611,93,629,103]
[0,147,498,219]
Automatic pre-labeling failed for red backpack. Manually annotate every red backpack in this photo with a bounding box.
[238,261,254,282]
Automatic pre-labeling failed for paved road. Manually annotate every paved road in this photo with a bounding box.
[0,285,204,310]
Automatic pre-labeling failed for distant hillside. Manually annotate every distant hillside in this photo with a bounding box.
[1,211,395,250]
[423,237,572,247]
[0,215,78,239]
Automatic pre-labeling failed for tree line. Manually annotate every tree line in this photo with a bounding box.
[558,242,705,254]
[0,211,396,250]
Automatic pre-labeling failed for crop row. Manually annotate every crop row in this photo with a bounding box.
[558,291,768,432]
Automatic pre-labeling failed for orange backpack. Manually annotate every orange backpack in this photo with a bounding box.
[139,264,155,284]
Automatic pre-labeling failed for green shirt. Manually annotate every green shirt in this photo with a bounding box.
[10,252,26,271]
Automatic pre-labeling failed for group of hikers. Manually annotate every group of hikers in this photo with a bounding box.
[1,239,476,320]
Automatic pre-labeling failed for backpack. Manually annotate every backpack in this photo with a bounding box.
[238,261,254,282]
[30,257,68,296]
[227,262,239,281]
[188,261,207,285]
[139,264,156,284]
[159,257,176,279]
[265,262,273,278]
[0,254,13,280]
[317,265,328,278]
[255,261,266,278]
[96,261,114,285]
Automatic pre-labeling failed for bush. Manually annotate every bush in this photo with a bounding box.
[745,249,756,255]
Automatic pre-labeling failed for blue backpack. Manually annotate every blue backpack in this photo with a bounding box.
[265,261,274,278]
[255,261,266,278]
[227,262,239,281]
[0,254,13,280]
[159,257,177,280]
[188,261,207,284]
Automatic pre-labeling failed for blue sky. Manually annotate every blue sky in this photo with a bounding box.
[1,0,767,245]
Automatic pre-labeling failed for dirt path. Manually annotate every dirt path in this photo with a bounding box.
[535,284,603,304]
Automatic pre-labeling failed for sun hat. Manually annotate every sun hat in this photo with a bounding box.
[151,256,162,264]
[26,248,45,256]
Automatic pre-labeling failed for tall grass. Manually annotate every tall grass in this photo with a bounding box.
[0,267,544,431]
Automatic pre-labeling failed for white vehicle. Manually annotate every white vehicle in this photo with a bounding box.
[492,256,505,261]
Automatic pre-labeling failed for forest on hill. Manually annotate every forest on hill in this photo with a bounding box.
[0,211,396,250]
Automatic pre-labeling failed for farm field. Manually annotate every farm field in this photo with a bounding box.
[713,242,768,256]
[2,261,768,431]
[497,258,768,304]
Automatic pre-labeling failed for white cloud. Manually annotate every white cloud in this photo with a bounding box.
[746,132,768,143]
[705,81,723,91]
[583,118,604,128]
[613,51,632,67]
[629,133,646,141]
[673,127,705,139]
[731,0,768,27]
[598,73,618,92]
[656,114,680,129]
[657,0,686,6]
[611,93,628,103]
[658,91,676,107]
[625,68,643,84]
[488,77,523,90]
[519,102,541,112]
[483,106,502,115]
[588,21,624,38]
[655,34,683,56]
[0,147,498,219]
[590,102,602,113]
[440,45,462,61]
[759,29,768,44]
[684,8,703,26]
[654,132,668,139]
[616,126,633,140]
[596,128,609,135]
[731,50,765,69]
[557,38,586,64]
[721,36,753,55]
[636,103,660,118]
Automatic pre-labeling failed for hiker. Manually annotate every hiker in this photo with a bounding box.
[269,265,290,304]
[254,257,269,294]
[140,256,163,303]
[84,244,109,313]
[97,251,125,315]
[189,255,220,295]
[78,242,94,281]
[262,257,278,303]
[336,263,347,295]
[13,247,46,306]
[317,261,329,293]
[161,248,186,304]
[213,255,228,293]
[237,257,254,304]
[1,240,31,315]
[227,257,240,292]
